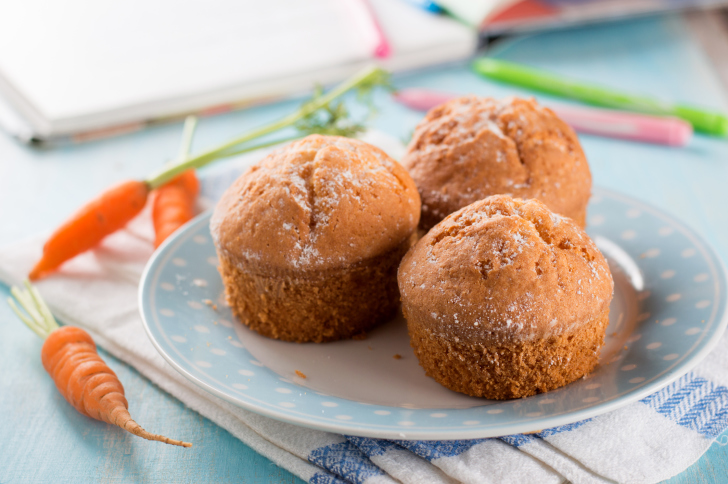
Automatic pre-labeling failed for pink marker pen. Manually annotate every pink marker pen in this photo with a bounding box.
[394,88,693,147]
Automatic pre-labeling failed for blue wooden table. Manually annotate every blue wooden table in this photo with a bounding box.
[1,14,727,483]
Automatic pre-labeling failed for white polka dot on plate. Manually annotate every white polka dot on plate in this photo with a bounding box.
[626,208,641,218]
[643,248,660,258]
[398,421,415,426]
[211,348,226,356]
[661,270,675,279]
[159,309,175,317]
[621,230,636,240]
[192,279,208,287]
[582,397,599,403]
[694,273,709,282]
[486,408,503,414]
[193,235,207,244]
[193,325,209,333]
[336,415,353,421]
[589,215,605,226]
[430,413,447,418]
[539,398,555,404]
[219,319,233,328]
[628,334,642,343]
[526,412,543,417]
[275,388,292,394]
[696,300,711,309]
[585,383,601,390]
[207,256,218,266]
[685,328,701,335]
[621,364,636,371]
[160,282,175,291]
[171,335,187,343]
[682,248,696,258]
[658,226,674,236]
[666,294,682,302]
[172,258,187,267]
[463,420,480,425]
[663,354,680,361]
[374,410,390,415]
[229,340,244,348]
[250,360,264,367]
[188,300,203,310]
[196,361,212,368]
[279,402,296,408]
[629,377,645,384]
[232,383,248,390]
[646,342,662,350]
[661,318,677,327]
[322,402,338,407]
[238,369,254,376]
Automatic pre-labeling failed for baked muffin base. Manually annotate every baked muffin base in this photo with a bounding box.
[407,309,609,399]
[218,239,413,343]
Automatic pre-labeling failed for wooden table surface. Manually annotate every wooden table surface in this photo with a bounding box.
[1,13,727,484]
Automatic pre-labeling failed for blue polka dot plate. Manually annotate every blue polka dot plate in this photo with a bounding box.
[139,187,728,439]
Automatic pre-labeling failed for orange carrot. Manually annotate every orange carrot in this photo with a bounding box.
[153,169,199,248]
[29,68,388,280]
[29,180,149,281]
[8,282,191,448]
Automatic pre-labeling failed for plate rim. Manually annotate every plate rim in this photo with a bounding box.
[139,187,728,439]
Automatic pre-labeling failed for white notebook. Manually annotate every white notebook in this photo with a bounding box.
[0,0,475,142]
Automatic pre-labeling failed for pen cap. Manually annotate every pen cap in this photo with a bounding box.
[674,106,728,137]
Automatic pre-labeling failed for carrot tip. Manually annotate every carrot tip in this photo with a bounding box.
[28,268,43,281]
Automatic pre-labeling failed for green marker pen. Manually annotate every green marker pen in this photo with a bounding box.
[472,58,728,137]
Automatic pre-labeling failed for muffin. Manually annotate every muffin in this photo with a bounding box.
[401,96,592,231]
[398,195,613,399]
[211,135,421,343]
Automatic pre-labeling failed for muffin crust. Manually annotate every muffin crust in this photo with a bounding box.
[211,135,421,342]
[398,195,613,399]
[402,96,592,231]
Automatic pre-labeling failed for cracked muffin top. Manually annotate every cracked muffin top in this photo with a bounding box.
[211,135,421,272]
[401,96,592,230]
[397,195,613,345]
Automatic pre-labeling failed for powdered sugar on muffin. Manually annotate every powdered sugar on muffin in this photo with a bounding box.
[402,96,592,231]
[212,135,420,272]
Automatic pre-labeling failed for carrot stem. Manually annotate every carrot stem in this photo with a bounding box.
[177,116,198,161]
[212,134,301,159]
[145,65,385,189]
[8,283,59,338]
[7,298,46,338]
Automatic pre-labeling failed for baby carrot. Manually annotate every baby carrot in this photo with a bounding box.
[28,68,389,280]
[29,180,149,281]
[153,170,199,248]
[8,282,191,447]
[152,117,200,248]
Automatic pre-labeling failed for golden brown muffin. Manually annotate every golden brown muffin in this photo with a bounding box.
[398,195,613,399]
[401,96,592,231]
[211,135,421,343]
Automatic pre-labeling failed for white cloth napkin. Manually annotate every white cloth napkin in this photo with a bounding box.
[2,132,727,484]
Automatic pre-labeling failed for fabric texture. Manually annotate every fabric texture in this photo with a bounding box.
[1,132,727,484]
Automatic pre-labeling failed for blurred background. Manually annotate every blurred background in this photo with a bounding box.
[1,0,728,144]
